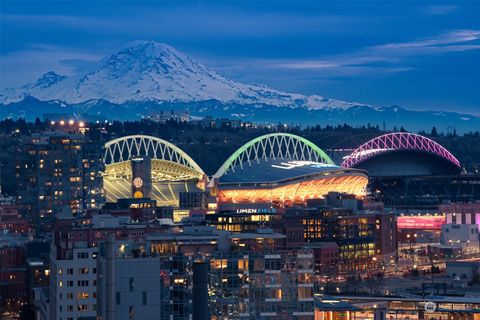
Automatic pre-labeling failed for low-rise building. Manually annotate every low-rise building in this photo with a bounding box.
[441,223,480,254]
[0,231,29,311]
[285,204,396,274]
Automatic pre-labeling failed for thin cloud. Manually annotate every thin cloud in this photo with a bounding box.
[377,30,480,50]
[423,5,458,16]
[263,29,480,75]
[0,45,102,87]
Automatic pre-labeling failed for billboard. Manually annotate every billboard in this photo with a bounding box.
[397,216,445,230]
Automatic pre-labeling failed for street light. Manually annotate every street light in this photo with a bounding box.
[407,233,417,273]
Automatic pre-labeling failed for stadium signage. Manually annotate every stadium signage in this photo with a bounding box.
[235,208,277,214]
[397,216,445,230]
[271,161,334,170]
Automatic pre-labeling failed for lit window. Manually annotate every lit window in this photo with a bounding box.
[79,267,89,274]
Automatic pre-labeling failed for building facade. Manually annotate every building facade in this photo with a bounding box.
[15,132,104,229]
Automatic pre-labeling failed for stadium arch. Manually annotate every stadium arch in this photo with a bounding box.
[341,132,460,169]
[213,132,335,179]
[103,135,206,206]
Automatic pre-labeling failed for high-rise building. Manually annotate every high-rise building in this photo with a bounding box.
[96,227,314,320]
[81,136,105,210]
[210,231,315,319]
[46,214,175,320]
[43,212,315,320]
[16,132,85,217]
[14,132,104,228]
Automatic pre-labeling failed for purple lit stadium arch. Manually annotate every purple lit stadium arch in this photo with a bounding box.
[341,132,461,169]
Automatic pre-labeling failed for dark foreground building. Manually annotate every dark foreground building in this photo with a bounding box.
[36,215,315,320]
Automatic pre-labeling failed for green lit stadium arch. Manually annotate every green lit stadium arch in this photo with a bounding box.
[213,133,335,179]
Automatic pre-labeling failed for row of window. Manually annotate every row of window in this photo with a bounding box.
[59,267,96,275]
[59,292,96,300]
[59,280,97,287]
[59,303,96,313]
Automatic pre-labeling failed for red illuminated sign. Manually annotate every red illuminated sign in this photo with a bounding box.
[397,216,445,230]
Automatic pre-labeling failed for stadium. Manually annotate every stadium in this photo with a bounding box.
[103,135,207,207]
[210,133,368,208]
[341,132,461,177]
[341,132,480,207]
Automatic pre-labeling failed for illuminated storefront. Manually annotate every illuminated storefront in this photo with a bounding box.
[316,296,480,320]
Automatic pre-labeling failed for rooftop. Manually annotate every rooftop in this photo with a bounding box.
[228,228,286,240]
[219,159,364,184]
[0,230,29,248]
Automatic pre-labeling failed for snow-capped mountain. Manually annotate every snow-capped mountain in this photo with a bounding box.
[1,71,67,101]
[1,40,479,133]
[0,40,360,110]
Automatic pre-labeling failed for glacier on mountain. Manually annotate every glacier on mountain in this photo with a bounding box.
[0,41,362,110]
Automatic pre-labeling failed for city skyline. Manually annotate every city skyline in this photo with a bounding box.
[2,2,480,320]
[1,117,480,319]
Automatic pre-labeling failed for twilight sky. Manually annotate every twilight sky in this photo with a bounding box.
[1,1,479,114]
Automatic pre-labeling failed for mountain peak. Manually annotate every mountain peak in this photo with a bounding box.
[114,40,183,61]
[92,40,202,84]
[0,40,358,110]
[34,71,67,89]
[123,40,176,52]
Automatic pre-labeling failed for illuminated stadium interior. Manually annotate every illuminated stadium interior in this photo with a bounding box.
[341,132,469,207]
[341,132,461,177]
[103,135,206,206]
[212,133,368,207]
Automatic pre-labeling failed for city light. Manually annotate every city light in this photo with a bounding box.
[0,8,477,317]
[1,118,478,320]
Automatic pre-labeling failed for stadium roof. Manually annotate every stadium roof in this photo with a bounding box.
[104,134,205,175]
[213,133,335,181]
[342,132,461,169]
[219,159,358,184]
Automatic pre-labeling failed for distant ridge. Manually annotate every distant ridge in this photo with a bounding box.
[1,40,479,133]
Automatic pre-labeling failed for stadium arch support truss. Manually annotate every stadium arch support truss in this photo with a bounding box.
[213,133,335,178]
[341,132,461,168]
[104,135,205,176]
